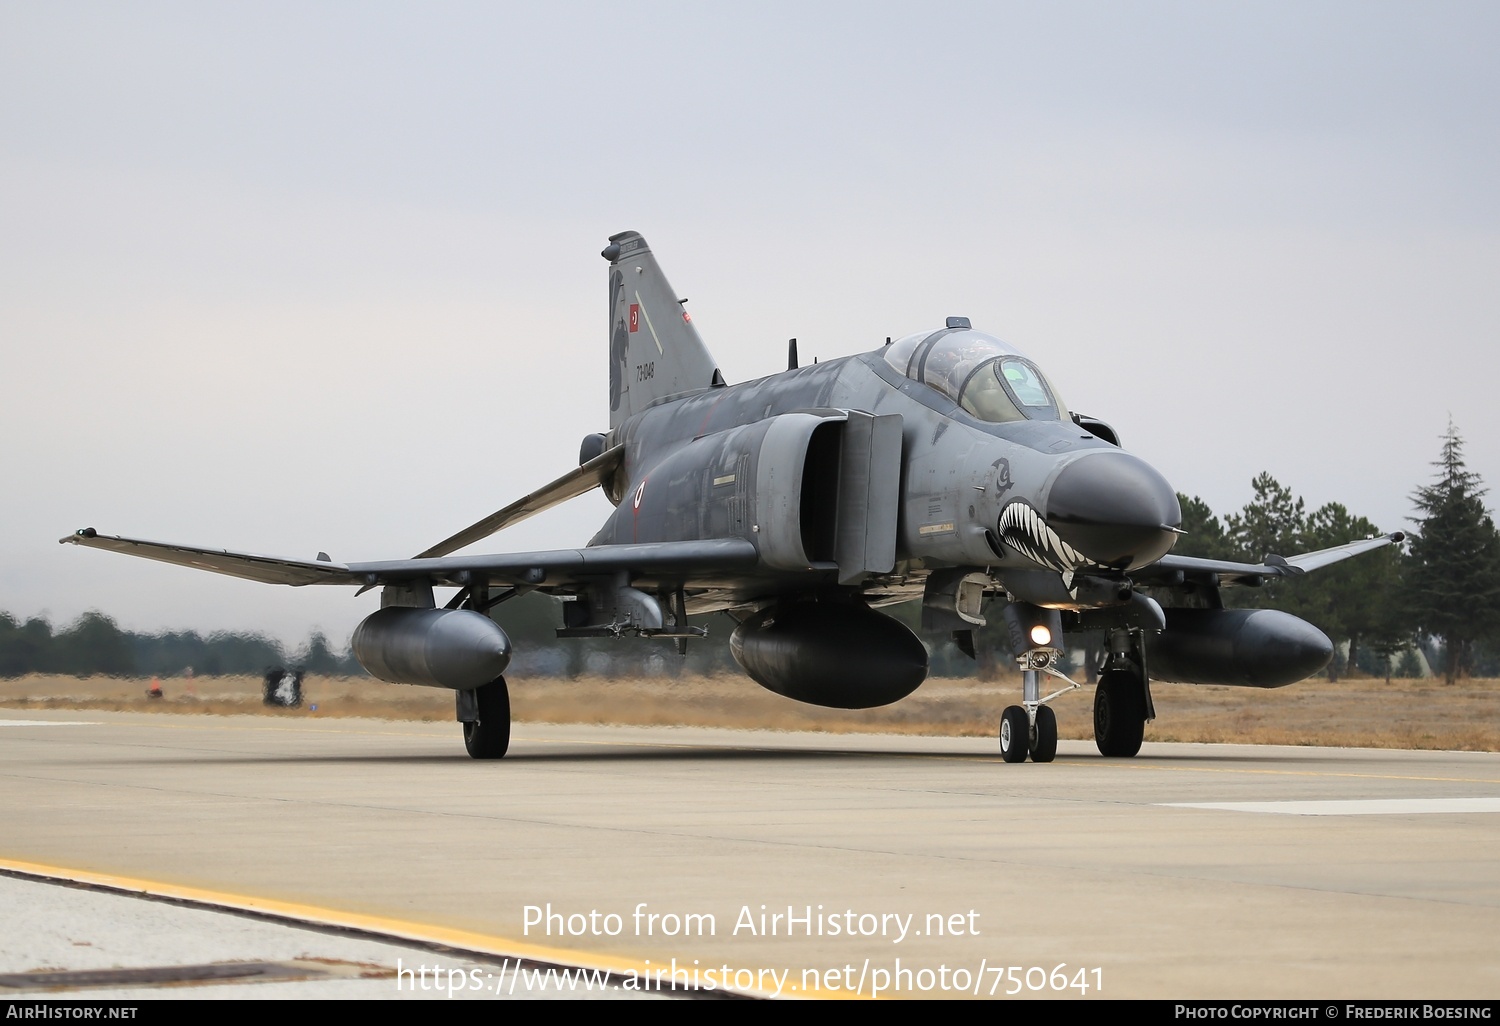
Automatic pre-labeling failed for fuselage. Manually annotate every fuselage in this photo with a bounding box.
[591,327,1182,614]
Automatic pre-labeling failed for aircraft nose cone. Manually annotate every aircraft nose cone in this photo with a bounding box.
[1044,452,1181,569]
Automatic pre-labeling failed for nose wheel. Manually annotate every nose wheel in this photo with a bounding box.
[999,703,1060,763]
[999,663,1076,763]
[1030,704,1058,762]
[999,705,1030,762]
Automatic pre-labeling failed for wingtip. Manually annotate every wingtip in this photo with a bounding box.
[59,527,97,544]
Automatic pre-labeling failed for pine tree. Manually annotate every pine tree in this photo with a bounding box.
[1405,423,1500,683]
[1173,494,1234,561]
[1226,473,1307,564]
[1299,502,1404,680]
[1224,473,1307,612]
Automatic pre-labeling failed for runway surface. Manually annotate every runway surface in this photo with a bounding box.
[2,710,1497,999]
[0,873,640,1000]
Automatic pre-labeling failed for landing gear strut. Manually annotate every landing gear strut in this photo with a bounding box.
[996,604,1081,763]
[459,675,510,759]
[999,660,1080,764]
[992,602,1155,763]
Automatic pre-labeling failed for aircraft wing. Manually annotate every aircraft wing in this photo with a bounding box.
[60,528,361,586]
[1131,532,1404,587]
[60,528,760,590]
[1273,532,1405,573]
[345,538,760,588]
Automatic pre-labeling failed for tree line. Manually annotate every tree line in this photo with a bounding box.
[0,614,363,678]
[7,425,1496,683]
[1171,423,1500,682]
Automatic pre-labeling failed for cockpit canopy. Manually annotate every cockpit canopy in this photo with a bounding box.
[884,328,1067,423]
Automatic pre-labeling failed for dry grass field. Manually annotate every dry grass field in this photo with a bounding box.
[3,671,1496,752]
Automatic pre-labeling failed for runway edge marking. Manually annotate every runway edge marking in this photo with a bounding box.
[0,856,859,1000]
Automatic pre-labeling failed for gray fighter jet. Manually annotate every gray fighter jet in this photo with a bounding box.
[62,231,1401,762]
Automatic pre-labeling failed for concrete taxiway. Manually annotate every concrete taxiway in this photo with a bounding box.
[1,710,1497,999]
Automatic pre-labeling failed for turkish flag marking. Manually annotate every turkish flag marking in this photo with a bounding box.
[629,304,640,333]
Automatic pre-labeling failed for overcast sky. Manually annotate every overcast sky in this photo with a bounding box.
[3,2,1497,645]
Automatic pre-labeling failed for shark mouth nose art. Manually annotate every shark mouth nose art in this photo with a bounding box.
[996,501,1100,573]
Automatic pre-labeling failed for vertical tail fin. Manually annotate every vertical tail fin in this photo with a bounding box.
[602,231,724,429]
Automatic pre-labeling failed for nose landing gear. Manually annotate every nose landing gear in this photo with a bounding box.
[994,603,1153,763]
[998,655,1081,763]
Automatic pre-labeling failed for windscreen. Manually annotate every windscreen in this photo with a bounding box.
[883,329,1066,422]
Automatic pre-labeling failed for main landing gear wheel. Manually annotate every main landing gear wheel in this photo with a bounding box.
[1094,669,1145,758]
[463,675,511,760]
[1030,704,1058,763]
[999,705,1030,763]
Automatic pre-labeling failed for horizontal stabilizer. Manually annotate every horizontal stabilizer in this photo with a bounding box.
[414,444,624,559]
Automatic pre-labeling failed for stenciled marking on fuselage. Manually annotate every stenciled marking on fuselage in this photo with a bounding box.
[918,522,956,536]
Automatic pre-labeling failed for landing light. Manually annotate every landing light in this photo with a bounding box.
[1029,625,1052,647]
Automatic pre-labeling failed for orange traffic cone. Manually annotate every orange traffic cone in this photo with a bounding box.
[147,677,163,699]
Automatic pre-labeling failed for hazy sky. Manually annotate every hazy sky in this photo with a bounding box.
[3,2,1497,645]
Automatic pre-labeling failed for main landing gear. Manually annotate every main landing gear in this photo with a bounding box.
[458,675,511,759]
[1093,667,1147,758]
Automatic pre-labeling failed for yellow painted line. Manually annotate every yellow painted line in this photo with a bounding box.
[0,857,861,1000]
